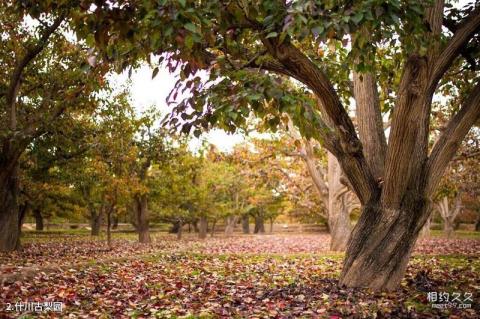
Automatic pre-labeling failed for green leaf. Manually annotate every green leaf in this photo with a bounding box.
[178,0,186,8]
[184,22,198,33]
[352,12,363,25]
[265,32,278,39]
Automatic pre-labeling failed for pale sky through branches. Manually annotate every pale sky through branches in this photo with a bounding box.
[109,0,472,152]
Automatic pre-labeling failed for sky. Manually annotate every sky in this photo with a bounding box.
[109,65,246,153]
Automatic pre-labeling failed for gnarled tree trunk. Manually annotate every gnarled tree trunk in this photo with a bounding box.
[340,194,430,291]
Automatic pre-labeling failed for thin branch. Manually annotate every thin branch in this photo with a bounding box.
[426,80,480,194]
[5,14,65,131]
[428,6,480,94]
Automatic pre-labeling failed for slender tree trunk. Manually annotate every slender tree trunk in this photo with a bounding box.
[210,220,216,237]
[106,207,112,248]
[327,153,352,251]
[171,221,180,234]
[0,164,21,252]
[224,215,239,236]
[177,221,183,240]
[90,208,103,236]
[420,214,432,238]
[437,196,462,239]
[444,219,455,238]
[193,220,199,233]
[33,208,44,231]
[129,203,139,231]
[112,215,119,230]
[136,195,151,243]
[269,217,274,233]
[475,216,480,232]
[254,214,265,234]
[198,216,208,239]
[242,215,250,234]
[18,202,29,237]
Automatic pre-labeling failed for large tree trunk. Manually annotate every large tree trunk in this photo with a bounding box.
[242,215,250,234]
[198,216,208,239]
[224,215,239,236]
[327,153,353,251]
[33,208,44,231]
[254,214,265,234]
[340,196,430,291]
[136,195,151,243]
[0,165,21,252]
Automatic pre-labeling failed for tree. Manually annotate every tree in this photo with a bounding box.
[0,2,107,251]
[278,125,359,250]
[75,1,480,290]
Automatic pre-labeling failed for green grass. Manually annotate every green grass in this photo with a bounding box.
[430,230,480,239]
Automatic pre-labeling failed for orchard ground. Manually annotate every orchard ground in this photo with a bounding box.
[1,231,479,318]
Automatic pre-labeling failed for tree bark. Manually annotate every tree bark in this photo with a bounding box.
[437,196,462,238]
[33,208,44,231]
[177,221,183,240]
[90,207,103,236]
[210,219,216,237]
[198,216,208,239]
[106,206,112,248]
[112,215,119,230]
[353,67,386,180]
[242,215,250,234]
[193,220,199,233]
[340,195,430,291]
[327,153,353,251]
[224,215,239,236]
[0,164,21,252]
[254,214,265,234]
[136,195,151,243]
[420,213,432,238]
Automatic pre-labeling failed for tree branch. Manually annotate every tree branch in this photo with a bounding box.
[260,39,378,204]
[353,69,387,180]
[428,6,480,94]
[5,15,64,131]
[426,80,480,194]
